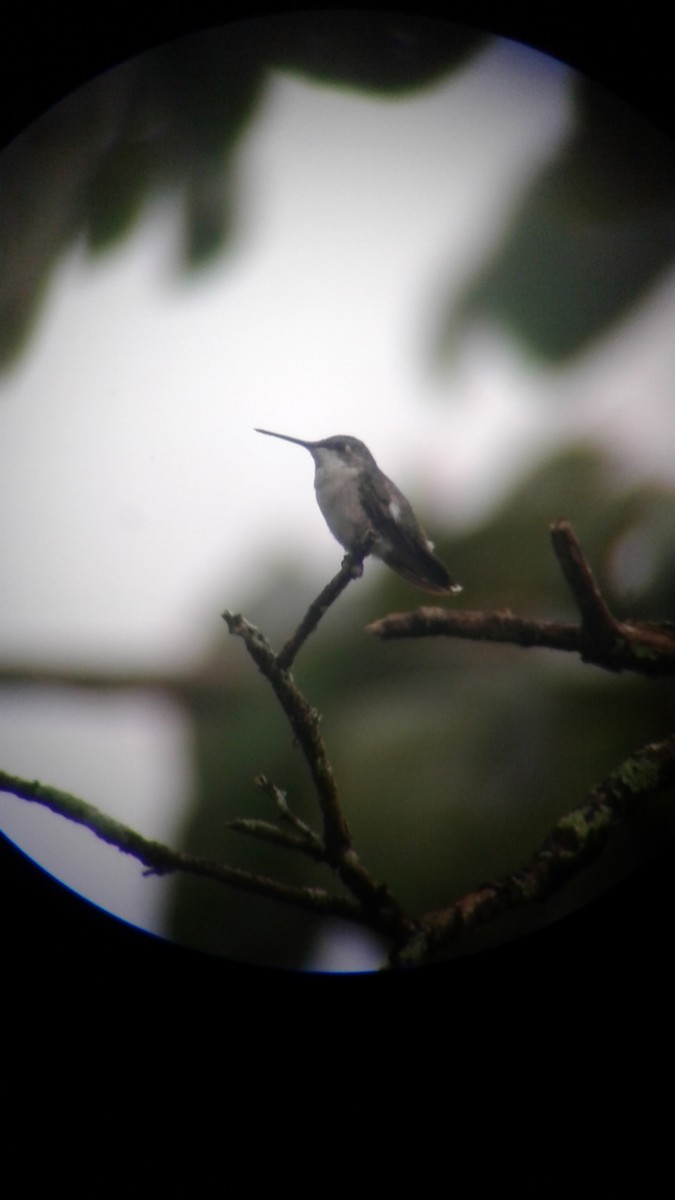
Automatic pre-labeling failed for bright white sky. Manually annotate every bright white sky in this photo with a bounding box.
[1,35,674,965]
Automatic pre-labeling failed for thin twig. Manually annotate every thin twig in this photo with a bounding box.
[367,607,584,651]
[277,536,375,671]
[254,773,325,849]
[228,817,326,860]
[550,519,618,643]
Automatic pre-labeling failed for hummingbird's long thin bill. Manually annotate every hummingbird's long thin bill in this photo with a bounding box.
[254,428,312,448]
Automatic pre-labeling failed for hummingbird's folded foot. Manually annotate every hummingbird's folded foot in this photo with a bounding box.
[342,552,364,579]
[342,531,375,579]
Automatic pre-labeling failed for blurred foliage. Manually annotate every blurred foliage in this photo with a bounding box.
[0,13,485,370]
[438,74,675,361]
[169,443,675,969]
[2,13,674,370]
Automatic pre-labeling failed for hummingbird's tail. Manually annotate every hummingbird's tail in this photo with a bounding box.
[381,546,462,594]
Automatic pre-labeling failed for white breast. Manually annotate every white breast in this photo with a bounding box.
[313,455,364,548]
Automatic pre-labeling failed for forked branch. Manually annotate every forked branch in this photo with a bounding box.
[2,519,674,968]
[221,580,413,938]
[0,768,366,925]
[367,520,675,677]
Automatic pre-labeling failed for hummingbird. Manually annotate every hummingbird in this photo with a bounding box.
[255,428,461,595]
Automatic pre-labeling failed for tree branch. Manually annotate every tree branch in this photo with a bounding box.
[228,772,326,859]
[393,729,675,966]
[221,611,352,853]
[251,773,325,852]
[276,537,375,671]
[4,518,673,969]
[0,768,367,926]
[227,816,325,857]
[367,520,675,676]
[221,607,414,939]
[0,661,228,705]
[549,518,619,644]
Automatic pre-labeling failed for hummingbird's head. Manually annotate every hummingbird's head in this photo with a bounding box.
[312,435,376,469]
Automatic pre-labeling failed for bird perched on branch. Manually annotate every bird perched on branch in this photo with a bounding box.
[255,428,461,595]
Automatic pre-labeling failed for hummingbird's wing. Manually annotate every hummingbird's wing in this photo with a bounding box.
[358,471,461,594]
